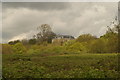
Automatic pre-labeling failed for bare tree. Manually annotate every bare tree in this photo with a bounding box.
[106,16,119,33]
[36,24,56,43]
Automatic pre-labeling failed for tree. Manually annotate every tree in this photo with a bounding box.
[8,40,20,45]
[103,16,119,53]
[8,41,14,45]
[36,24,56,43]
[29,39,36,45]
[89,39,106,53]
[76,34,97,42]
[21,39,28,45]
[100,32,118,53]
[118,24,120,53]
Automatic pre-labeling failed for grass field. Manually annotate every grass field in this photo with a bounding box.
[2,53,118,78]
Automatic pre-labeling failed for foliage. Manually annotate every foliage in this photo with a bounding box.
[3,53,118,78]
[5,22,119,54]
[66,42,87,53]
[3,21,119,78]
[100,32,118,53]
[8,40,20,45]
[12,43,26,54]
[88,39,106,53]
[27,49,40,54]
[28,39,36,45]
[76,34,97,42]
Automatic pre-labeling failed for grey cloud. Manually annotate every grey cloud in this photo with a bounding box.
[3,2,70,11]
[118,1,120,22]
[0,2,2,43]
[2,2,118,43]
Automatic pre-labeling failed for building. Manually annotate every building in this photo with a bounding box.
[52,35,74,45]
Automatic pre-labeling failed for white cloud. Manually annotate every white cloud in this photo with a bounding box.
[8,30,38,42]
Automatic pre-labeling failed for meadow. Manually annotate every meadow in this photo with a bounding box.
[3,53,118,78]
[2,24,119,78]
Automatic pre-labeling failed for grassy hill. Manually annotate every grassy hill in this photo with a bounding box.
[3,53,118,78]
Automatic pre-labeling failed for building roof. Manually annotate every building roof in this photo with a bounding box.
[54,34,74,39]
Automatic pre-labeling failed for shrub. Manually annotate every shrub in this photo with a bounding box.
[12,43,26,54]
[88,39,106,53]
[66,42,87,53]
[27,49,40,54]
[38,45,65,55]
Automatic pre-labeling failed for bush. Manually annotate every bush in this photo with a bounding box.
[27,49,40,54]
[88,39,106,53]
[39,45,65,55]
[65,42,87,53]
[12,43,26,54]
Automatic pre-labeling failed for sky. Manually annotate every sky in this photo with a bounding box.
[2,2,118,43]
[0,2,2,43]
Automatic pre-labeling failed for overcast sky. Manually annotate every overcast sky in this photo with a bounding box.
[2,2,118,43]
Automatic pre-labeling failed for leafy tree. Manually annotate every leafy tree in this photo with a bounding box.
[76,34,97,43]
[89,39,106,53]
[8,41,14,45]
[8,40,20,45]
[118,24,120,53]
[98,16,119,53]
[101,32,118,53]
[29,39,36,45]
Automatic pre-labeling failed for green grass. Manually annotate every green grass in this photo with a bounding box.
[2,53,118,78]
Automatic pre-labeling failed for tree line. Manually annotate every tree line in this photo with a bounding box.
[3,19,119,54]
[8,24,56,45]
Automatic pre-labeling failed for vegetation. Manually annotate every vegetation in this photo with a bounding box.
[2,23,119,78]
[3,53,118,78]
